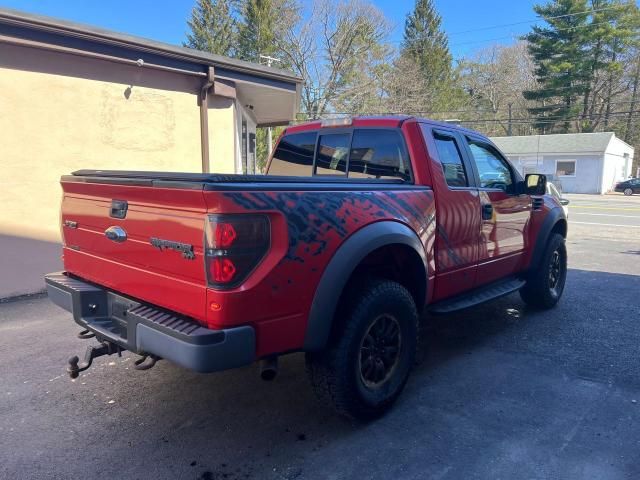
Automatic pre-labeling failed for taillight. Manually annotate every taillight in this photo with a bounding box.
[204,215,270,288]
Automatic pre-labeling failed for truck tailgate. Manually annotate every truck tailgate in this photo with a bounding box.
[60,177,208,321]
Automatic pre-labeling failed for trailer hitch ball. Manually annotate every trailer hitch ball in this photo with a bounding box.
[66,342,120,379]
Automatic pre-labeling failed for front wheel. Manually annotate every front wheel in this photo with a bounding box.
[624,188,633,196]
[520,233,567,309]
[306,278,418,420]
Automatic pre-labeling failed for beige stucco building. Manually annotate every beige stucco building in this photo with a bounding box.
[0,8,302,298]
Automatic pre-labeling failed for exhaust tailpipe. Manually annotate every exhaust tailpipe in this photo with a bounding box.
[259,356,278,381]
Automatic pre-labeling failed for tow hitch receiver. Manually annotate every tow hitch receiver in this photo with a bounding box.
[67,341,121,379]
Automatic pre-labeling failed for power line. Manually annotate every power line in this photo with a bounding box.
[298,101,640,118]
[294,111,640,125]
[397,18,630,52]
[456,110,640,124]
[445,4,629,37]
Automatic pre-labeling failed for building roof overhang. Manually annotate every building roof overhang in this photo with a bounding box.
[0,7,302,126]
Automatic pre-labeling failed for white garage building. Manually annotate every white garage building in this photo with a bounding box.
[491,132,634,194]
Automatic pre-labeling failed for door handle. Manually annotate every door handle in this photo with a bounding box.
[482,204,493,220]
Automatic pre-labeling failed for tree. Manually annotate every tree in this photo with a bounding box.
[524,0,640,133]
[277,0,391,118]
[401,0,452,88]
[236,0,299,171]
[184,0,237,56]
[524,0,591,133]
[459,42,537,135]
[237,0,277,61]
[386,0,460,113]
[237,0,298,62]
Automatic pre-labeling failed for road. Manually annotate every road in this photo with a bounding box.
[567,193,640,228]
[1,194,639,480]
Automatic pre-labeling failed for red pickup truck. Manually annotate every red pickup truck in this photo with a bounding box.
[45,116,567,419]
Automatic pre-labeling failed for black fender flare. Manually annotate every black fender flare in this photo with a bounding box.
[303,221,427,351]
[528,207,567,275]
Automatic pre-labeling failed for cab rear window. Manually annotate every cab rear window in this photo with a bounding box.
[267,128,411,181]
[267,132,316,176]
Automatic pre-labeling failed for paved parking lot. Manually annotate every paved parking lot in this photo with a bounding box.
[1,194,639,480]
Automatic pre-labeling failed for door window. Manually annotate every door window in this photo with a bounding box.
[468,141,514,192]
[433,132,469,187]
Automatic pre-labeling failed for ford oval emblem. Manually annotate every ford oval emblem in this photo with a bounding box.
[105,226,127,243]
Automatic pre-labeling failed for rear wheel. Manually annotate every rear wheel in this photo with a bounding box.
[624,188,633,196]
[306,278,418,420]
[520,233,567,309]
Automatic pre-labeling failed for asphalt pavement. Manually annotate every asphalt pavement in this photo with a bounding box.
[1,194,639,480]
[567,193,640,228]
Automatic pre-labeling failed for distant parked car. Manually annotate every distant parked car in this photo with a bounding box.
[614,178,640,196]
[548,182,570,218]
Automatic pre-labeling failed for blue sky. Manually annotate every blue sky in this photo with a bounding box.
[0,0,543,58]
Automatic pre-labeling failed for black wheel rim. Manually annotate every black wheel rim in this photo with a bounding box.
[358,315,402,388]
[548,249,563,294]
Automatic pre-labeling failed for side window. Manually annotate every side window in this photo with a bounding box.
[315,133,350,175]
[468,140,514,192]
[433,132,469,187]
[268,132,317,176]
[348,129,410,181]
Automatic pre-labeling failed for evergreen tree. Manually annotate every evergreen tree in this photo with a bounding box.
[401,0,453,89]
[236,0,298,170]
[524,0,640,133]
[237,0,280,62]
[393,0,461,112]
[524,0,590,133]
[184,0,237,56]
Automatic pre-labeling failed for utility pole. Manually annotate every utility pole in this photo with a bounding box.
[507,103,513,136]
[260,54,282,161]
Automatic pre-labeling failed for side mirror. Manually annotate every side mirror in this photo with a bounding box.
[560,198,570,206]
[525,173,547,196]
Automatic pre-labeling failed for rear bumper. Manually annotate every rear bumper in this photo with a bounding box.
[44,272,255,373]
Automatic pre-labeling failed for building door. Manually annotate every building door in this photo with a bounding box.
[249,132,256,174]
[463,136,531,286]
[241,117,248,174]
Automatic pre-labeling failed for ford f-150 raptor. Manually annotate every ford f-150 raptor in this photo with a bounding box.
[45,116,568,419]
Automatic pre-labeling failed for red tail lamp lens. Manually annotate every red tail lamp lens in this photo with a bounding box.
[211,257,237,283]
[215,223,237,249]
[204,214,270,289]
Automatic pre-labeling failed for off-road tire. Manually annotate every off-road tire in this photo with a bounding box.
[520,233,567,309]
[305,278,418,420]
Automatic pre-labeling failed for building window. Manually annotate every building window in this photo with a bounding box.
[556,160,576,177]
